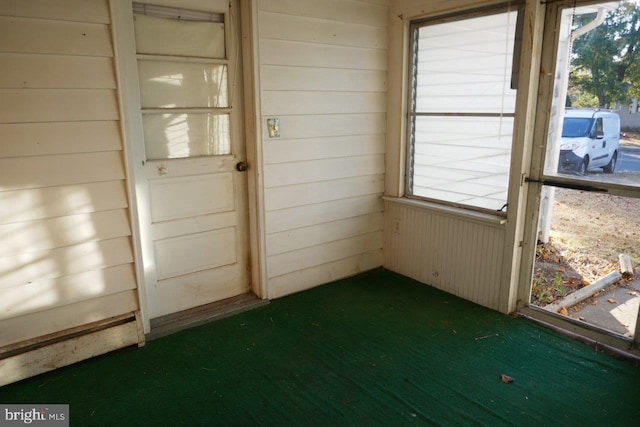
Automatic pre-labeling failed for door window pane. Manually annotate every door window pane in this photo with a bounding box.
[138,61,228,109]
[133,13,225,59]
[143,113,230,160]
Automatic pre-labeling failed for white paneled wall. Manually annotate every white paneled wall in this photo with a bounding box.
[257,0,388,298]
[384,200,505,310]
[0,0,139,348]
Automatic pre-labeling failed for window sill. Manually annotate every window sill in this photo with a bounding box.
[383,196,507,227]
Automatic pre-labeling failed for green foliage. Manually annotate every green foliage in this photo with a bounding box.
[571,94,600,108]
[567,83,600,107]
[568,1,640,107]
[531,271,553,305]
[532,283,553,305]
[530,270,569,306]
[532,271,546,287]
[551,273,566,295]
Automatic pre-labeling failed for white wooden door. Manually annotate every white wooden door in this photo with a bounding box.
[128,0,250,319]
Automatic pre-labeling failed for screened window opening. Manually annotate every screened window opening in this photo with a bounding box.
[133,3,231,160]
[407,8,520,213]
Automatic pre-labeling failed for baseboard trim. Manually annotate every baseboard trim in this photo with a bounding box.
[0,311,143,387]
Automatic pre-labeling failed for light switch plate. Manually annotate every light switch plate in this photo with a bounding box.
[267,118,280,138]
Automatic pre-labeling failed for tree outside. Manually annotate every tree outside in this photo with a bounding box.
[568,0,640,109]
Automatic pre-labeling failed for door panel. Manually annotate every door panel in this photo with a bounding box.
[149,172,234,222]
[154,227,237,280]
[128,0,249,320]
[154,263,248,317]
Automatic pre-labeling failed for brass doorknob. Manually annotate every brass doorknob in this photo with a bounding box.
[236,161,248,172]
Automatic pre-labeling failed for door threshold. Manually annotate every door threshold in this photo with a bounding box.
[147,293,269,341]
[517,307,640,364]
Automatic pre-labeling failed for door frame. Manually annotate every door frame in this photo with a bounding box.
[516,0,640,355]
[239,0,269,303]
[109,0,267,333]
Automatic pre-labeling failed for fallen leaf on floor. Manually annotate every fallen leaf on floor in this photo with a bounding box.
[579,317,585,321]
[501,374,514,384]
[558,307,569,315]
[591,300,598,305]
[607,299,618,304]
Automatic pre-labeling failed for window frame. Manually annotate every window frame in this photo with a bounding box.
[404,3,524,217]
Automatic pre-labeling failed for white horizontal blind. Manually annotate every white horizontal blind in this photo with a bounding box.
[408,9,518,212]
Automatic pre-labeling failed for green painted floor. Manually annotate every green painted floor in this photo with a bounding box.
[2,268,639,426]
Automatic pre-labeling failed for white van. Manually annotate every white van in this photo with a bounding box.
[558,109,620,174]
